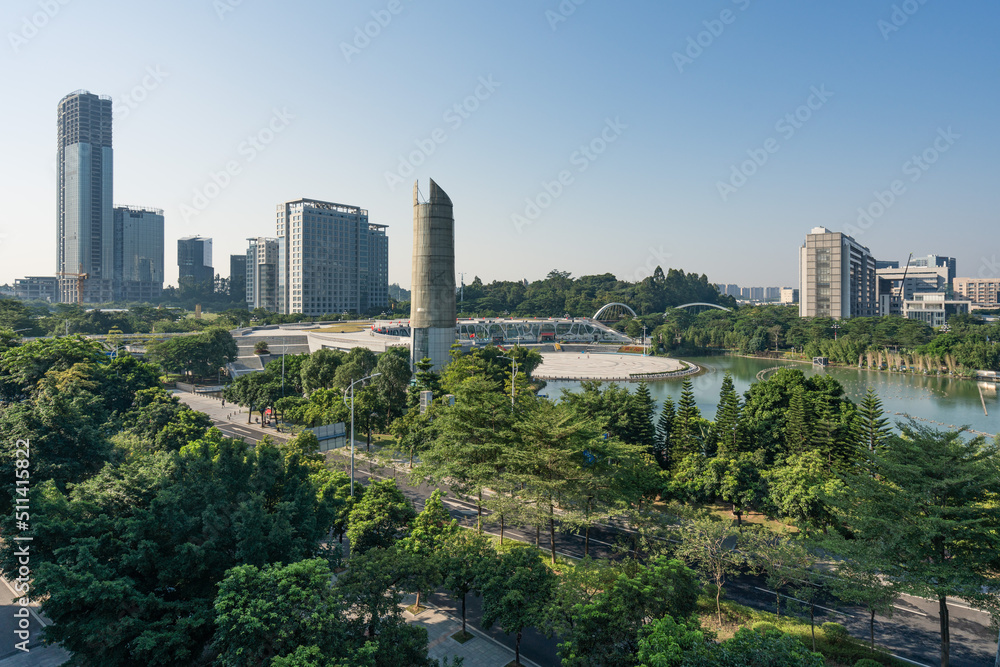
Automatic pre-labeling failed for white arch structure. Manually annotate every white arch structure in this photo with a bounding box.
[592,302,637,320]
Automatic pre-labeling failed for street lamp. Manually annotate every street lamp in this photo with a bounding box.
[343,372,381,498]
[499,355,519,408]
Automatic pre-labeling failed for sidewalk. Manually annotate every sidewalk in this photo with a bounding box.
[400,594,542,667]
[173,390,290,442]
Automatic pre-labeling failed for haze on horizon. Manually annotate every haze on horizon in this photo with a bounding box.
[0,0,997,291]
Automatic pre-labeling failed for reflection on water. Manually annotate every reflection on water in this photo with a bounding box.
[543,355,997,437]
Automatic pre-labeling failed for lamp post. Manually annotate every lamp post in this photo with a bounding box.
[343,372,381,498]
[499,355,519,408]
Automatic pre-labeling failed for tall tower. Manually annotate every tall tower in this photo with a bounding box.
[57,90,114,303]
[410,179,456,372]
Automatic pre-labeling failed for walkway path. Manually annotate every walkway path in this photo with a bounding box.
[401,594,542,667]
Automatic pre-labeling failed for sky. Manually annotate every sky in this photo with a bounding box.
[1,0,998,291]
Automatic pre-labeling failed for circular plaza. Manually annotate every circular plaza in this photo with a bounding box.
[534,351,695,382]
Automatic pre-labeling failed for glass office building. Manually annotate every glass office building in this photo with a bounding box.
[113,206,164,301]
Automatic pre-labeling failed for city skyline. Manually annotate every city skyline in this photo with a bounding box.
[2,2,998,291]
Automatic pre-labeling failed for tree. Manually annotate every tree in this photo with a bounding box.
[630,382,657,453]
[671,379,702,463]
[213,559,368,666]
[766,450,841,534]
[557,556,701,667]
[0,432,346,666]
[301,348,346,395]
[827,555,899,654]
[420,376,514,530]
[654,397,676,469]
[120,387,213,453]
[147,328,237,378]
[398,489,459,611]
[635,615,709,667]
[826,422,1000,667]
[746,529,812,619]
[675,516,745,627]
[440,530,495,636]
[346,479,416,555]
[854,387,891,457]
[480,546,556,667]
[713,373,743,458]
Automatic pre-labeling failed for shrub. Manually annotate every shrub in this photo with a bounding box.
[854,660,881,667]
[751,621,781,634]
[822,622,849,644]
[253,340,269,354]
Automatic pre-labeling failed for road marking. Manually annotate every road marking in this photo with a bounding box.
[752,586,849,617]
[891,603,928,617]
[890,654,931,667]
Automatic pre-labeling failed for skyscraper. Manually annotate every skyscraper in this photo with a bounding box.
[275,198,388,316]
[410,179,456,372]
[57,90,113,303]
[177,236,214,286]
[113,206,164,302]
[799,227,878,319]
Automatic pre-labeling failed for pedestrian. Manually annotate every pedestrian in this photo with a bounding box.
[222,399,226,407]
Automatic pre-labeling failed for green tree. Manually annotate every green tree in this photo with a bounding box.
[654,397,676,469]
[558,556,701,667]
[826,422,1000,667]
[480,546,556,667]
[712,372,743,458]
[854,387,891,456]
[636,615,709,667]
[398,489,459,610]
[766,450,841,534]
[746,529,812,618]
[0,431,345,666]
[672,379,702,463]
[213,559,368,667]
[301,348,346,395]
[827,555,899,654]
[147,328,237,378]
[695,627,824,666]
[420,376,513,530]
[440,529,495,636]
[675,516,745,627]
[346,479,416,555]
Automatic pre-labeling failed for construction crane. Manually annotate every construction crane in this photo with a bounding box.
[899,252,914,303]
[58,264,88,306]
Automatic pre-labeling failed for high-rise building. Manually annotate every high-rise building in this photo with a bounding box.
[799,227,878,319]
[954,277,1000,309]
[113,206,163,302]
[57,90,114,303]
[275,199,388,316]
[410,179,456,372]
[178,236,214,286]
[246,237,280,311]
[229,254,247,303]
[779,287,799,304]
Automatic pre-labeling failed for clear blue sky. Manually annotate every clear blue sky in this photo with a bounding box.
[1,0,997,290]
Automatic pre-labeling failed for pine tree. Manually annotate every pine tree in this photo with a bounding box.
[855,387,891,455]
[672,379,702,463]
[713,372,743,458]
[654,397,676,470]
[630,382,656,454]
[785,385,811,455]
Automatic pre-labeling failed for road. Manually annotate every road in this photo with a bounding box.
[337,454,998,667]
[181,393,997,667]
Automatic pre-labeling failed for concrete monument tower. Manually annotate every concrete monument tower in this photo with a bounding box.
[410,179,456,372]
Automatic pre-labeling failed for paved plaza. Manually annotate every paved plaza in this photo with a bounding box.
[534,351,688,381]
[401,594,542,667]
